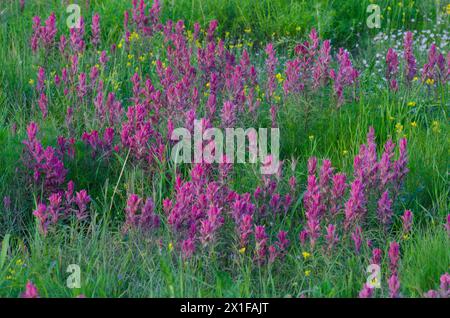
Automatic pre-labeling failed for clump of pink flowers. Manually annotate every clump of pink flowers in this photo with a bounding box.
[33,181,91,235]
[424,273,450,298]
[123,194,160,233]
[22,122,67,193]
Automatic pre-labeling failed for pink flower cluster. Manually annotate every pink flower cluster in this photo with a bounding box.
[359,242,404,298]
[33,181,91,235]
[424,273,450,298]
[385,34,450,88]
[125,0,161,40]
[82,128,117,158]
[296,126,411,259]
[31,13,57,52]
[22,122,67,193]
[281,29,359,107]
[123,194,160,233]
[21,281,39,298]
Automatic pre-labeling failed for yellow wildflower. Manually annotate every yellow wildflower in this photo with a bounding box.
[239,247,246,254]
[425,78,435,85]
[308,135,314,141]
[342,150,349,156]
[302,251,311,260]
[244,28,251,34]
[410,121,417,128]
[407,101,416,107]
[413,76,418,81]
[305,270,311,277]
[129,32,139,41]
[395,123,404,133]
[168,242,174,252]
[275,73,284,83]
[28,79,35,85]
[127,54,133,60]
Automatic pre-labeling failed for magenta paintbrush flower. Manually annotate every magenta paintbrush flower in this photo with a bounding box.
[386,48,399,91]
[312,39,331,89]
[21,281,39,298]
[330,48,359,106]
[37,67,45,93]
[265,43,278,101]
[91,13,101,47]
[388,241,400,274]
[358,283,374,298]
[330,173,346,216]
[377,190,393,228]
[371,248,382,265]
[401,210,413,234]
[303,174,323,248]
[344,178,366,229]
[22,122,67,192]
[181,238,195,259]
[74,190,91,220]
[37,93,48,119]
[403,32,416,84]
[351,226,363,254]
[319,159,333,203]
[325,224,338,251]
[422,43,437,82]
[255,225,268,263]
[33,203,49,235]
[275,230,289,259]
[238,213,253,248]
[77,73,87,99]
[388,274,400,298]
[392,138,408,193]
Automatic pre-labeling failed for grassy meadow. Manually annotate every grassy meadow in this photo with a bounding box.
[0,0,448,298]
